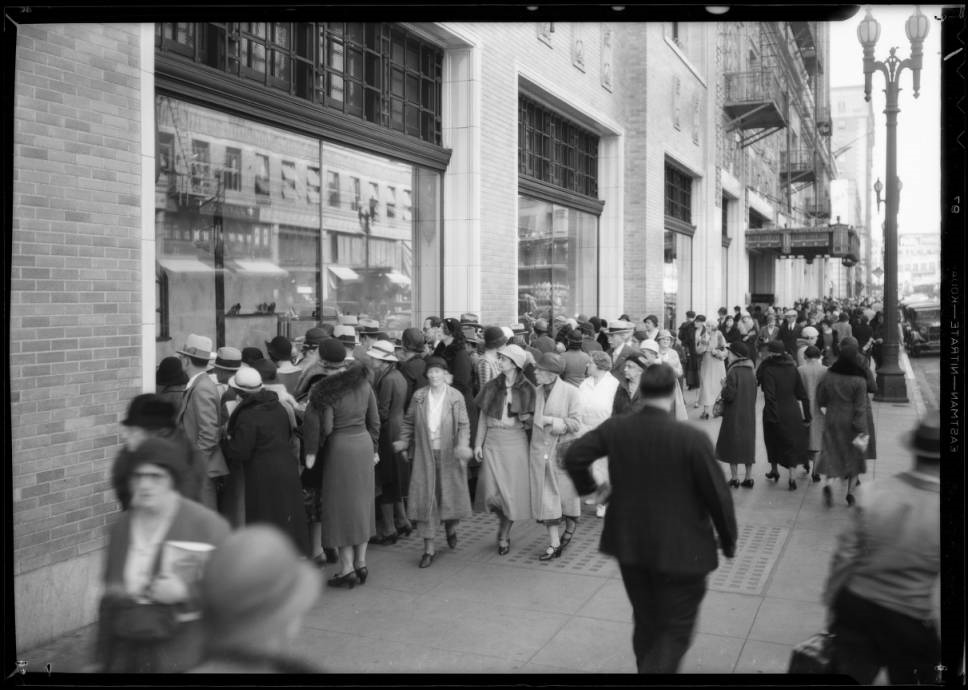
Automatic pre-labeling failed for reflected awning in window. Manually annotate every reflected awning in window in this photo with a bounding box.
[328,265,361,282]
[157,257,214,274]
[230,260,288,276]
[385,270,411,287]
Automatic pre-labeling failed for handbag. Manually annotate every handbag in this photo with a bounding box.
[112,600,178,641]
[788,631,837,674]
[851,433,870,453]
[712,396,725,418]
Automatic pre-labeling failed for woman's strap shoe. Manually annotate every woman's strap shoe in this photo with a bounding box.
[446,530,458,549]
[327,571,358,589]
[728,479,740,489]
[741,478,755,488]
[369,533,398,546]
[419,552,436,569]
[560,527,575,549]
[354,566,368,584]
[538,544,563,561]
[497,539,510,556]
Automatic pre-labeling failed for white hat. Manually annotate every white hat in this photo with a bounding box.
[496,344,527,369]
[640,339,660,355]
[366,340,398,362]
[229,367,263,393]
[500,326,515,341]
[801,326,819,339]
[176,333,215,360]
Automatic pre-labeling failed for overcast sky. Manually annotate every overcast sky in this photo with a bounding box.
[827,5,944,237]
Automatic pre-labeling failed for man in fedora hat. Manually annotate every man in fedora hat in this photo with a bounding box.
[210,346,243,395]
[367,340,413,544]
[397,327,428,407]
[606,319,640,380]
[176,334,229,510]
[532,318,556,354]
[822,415,942,684]
[112,394,207,510]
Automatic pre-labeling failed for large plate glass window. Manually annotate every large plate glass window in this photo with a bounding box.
[663,159,696,327]
[517,95,601,323]
[154,96,440,364]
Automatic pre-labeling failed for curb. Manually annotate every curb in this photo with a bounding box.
[898,350,928,419]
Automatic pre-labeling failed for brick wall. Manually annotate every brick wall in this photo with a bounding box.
[11,24,142,581]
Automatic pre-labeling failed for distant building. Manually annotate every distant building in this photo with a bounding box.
[718,21,850,307]
[831,84,876,298]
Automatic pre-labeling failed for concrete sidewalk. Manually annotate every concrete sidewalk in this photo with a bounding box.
[19,369,929,676]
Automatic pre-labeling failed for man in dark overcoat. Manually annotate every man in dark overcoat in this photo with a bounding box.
[564,364,737,674]
[677,311,699,390]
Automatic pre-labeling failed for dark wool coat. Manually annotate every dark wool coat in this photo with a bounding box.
[564,406,737,574]
[398,385,473,523]
[678,320,699,387]
[715,358,757,464]
[96,498,230,673]
[433,339,478,445]
[223,390,310,557]
[373,365,409,502]
[756,354,811,468]
[778,321,800,358]
[816,357,870,478]
[398,355,428,408]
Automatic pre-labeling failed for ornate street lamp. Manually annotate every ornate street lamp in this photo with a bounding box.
[858,5,928,402]
[873,177,883,212]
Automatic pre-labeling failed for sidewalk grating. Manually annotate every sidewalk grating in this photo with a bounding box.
[708,524,788,595]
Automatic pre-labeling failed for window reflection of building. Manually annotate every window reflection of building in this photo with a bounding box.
[517,95,601,323]
[664,159,696,323]
[154,96,433,361]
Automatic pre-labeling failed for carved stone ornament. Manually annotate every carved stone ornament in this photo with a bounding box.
[572,23,585,71]
[538,22,553,46]
[673,76,681,130]
[601,25,613,91]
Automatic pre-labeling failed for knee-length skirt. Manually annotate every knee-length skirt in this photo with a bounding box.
[320,428,377,547]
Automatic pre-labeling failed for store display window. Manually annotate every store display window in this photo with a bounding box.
[154,96,439,362]
[518,196,598,323]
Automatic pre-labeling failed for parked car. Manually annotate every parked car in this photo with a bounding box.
[902,300,941,357]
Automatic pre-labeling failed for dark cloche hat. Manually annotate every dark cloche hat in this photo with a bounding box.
[156,357,188,387]
[122,394,177,430]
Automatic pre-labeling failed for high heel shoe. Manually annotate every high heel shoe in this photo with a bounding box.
[846,493,855,507]
[397,525,413,538]
[497,539,510,556]
[741,478,755,488]
[765,470,780,481]
[538,544,563,561]
[327,571,358,589]
[788,479,797,491]
[728,479,740,489]
[700,412,710,420]
[559,526,576,549]
[446,530,458,549]
[419,552,436,568]
[354,566,368,585]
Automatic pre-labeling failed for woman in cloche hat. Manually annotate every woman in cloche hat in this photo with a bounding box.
[222,368,310,556]
[472,344,536,556]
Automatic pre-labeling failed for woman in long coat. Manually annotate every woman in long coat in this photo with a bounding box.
[529,353,583,561]
[394,356,473,568]
[797,345,828,482]
[697,319,728,419]
[816,340,870,507]
[473,344,535,556]
[303,339,380,589]
[222,368,310,558]
[716,342,758,488]
[757,340,812,490]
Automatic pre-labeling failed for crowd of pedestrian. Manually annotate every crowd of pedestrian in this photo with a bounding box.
[94,295,936,677]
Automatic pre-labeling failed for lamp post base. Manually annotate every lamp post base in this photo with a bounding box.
[874,366,909,403]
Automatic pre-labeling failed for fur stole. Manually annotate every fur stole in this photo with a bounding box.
[308,364,369,409]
